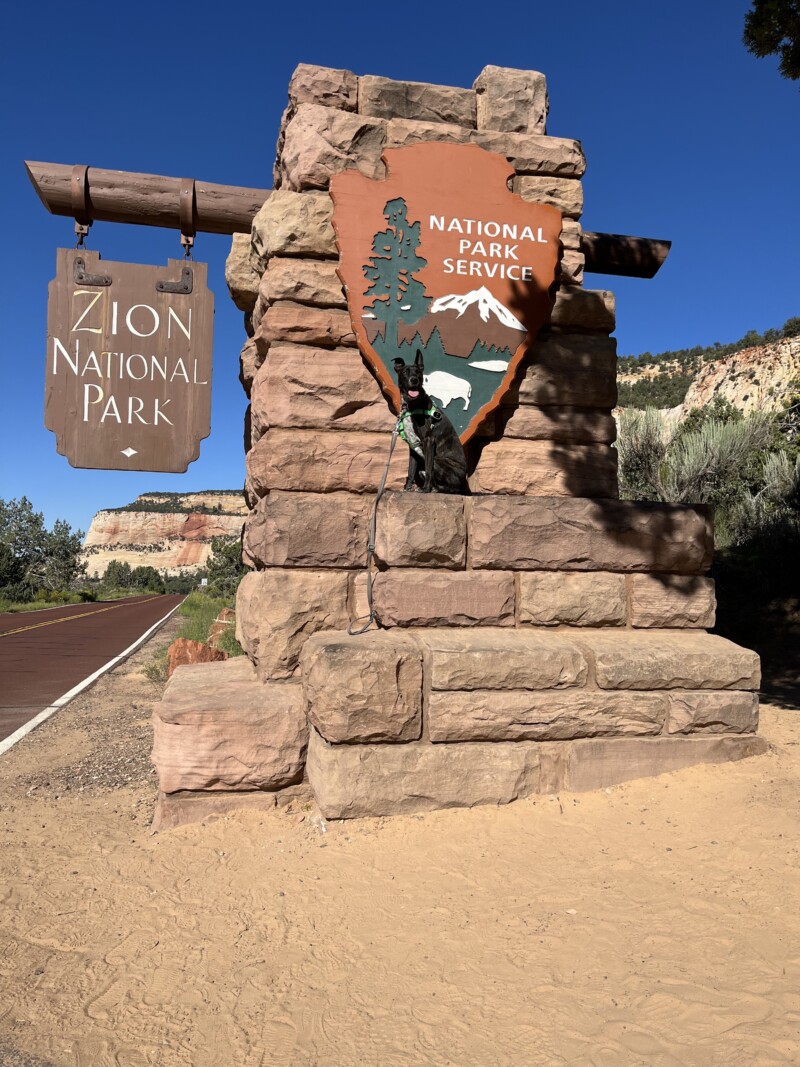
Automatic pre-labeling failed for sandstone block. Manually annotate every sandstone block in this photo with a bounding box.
[307,729,543,819]
[577,631,760,691]
[239,338,263,399]
[246,429,407,496]
[301,631,423,743]
[386,117,472,148]
[359,75,476,127]
[251,190,336,260]
[473,65,548,135]
[152,790,281,832]
[470,497,713,574]
[515,175,584,218]
[262,258,346,307]
[519,572,627,626]
[497,406,616,445]
[472,130,585,177]
[374,491,466,568]
[225,233,260,312]
[558,248,585,287]
[260,301,355,348]
[561,218,583,249]
[373,570,515,627]
[151,659,307,793]
[167,638,227,676]
[470,439,618,497]
[288,63,358,111]
[562,735,768,792]
[666,691,759,734]
[420,628,587,690]
[250,343,394,434]
[243,491,371,568]
[281,103,387,191]
[428,689,667,742]
[511,334,617,409]
[235,570,349,679]
[631,574,716,628]
[549,289,615,332]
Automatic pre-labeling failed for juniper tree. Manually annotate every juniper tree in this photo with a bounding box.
[743,0,800,80]
[363,197,430,352]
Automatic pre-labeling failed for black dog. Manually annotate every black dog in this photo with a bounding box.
[393,351,469,494]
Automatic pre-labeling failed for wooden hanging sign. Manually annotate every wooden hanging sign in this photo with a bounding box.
[331,142,562,443]
[45,248,213,471]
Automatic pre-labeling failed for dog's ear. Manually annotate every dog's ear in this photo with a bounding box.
[414,349,424,369]
[392,358,405,373]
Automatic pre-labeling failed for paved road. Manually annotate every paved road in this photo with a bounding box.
[0,594,183,744]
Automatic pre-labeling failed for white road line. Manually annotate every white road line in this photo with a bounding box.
[0,599,184,757]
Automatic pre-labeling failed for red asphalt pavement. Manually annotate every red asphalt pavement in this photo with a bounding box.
[0,594,184,743]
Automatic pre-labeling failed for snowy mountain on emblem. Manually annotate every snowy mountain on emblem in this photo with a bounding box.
[430,287,526,332]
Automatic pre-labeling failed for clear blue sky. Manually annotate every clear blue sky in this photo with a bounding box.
[1,0,797,534]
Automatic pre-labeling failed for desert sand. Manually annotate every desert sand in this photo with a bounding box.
[1,618,798,1067]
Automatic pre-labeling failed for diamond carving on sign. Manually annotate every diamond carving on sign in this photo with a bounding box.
[121,447,138,458]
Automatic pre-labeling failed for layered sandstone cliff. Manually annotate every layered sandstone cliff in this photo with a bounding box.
[83,492,247,577]
[679,338,799,418]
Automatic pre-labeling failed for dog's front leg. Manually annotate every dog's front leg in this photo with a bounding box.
[404,449,419,492]
[422,435,435,492]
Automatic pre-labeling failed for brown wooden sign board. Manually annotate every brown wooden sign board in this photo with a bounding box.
[45,248,213,472]
[331,143,562,443]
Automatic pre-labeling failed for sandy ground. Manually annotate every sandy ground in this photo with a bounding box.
[1,620,799,1067]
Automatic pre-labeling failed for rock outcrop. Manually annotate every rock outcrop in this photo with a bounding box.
[82,491,247,577]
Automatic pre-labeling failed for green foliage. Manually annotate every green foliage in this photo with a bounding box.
[743,0,800,79]
[107,490,241,516]
[176,590,243,656]
[204,535,247,598]
[363,197,430,350]
[0,497,86,601]
[103,559,132,589]
[617,372,694,410]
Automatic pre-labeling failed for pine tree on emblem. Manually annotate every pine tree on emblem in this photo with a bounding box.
[363,197,430,353]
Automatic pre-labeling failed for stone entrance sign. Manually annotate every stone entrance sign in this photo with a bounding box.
[331,142,561,442]
[45,248,214,471]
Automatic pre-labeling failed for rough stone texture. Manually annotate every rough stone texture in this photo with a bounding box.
[515,175,584,218]
[561,218,583,249]
[262,258,346,307]
[496,406,616,444]
[578,631,761,691]
[288,63,358,111]
[207,607,236,649]
[562,735,768,792]
[243,491,371,568]
[359,75,476,127]
[666,691,759,735]
[428,690,667,742]
[550,289,615,332]
[301,631,423,743]
[421,629,588,691]
[167,638,227,676]
[386,118,471,149]
[251,190,336,260]
[152,659,307,793]
[470,497,713,574]
[250,343,394,435]
[473,65,548,135]
[281,103,387,191]
[631,575,716,629]
[472,130,586,177]
[374,492,466,568]
[512,334,617,409]
[260,301,356,348]
[307,729,543,819]
[470,440,618,498]
[372,571,515,627]
[152,789,283,832]
[558,248,585,287]
[519,572,627,626]
[246,429,407,496]
[225,233,260,313]
[235,570,349,679]
[239,338,263,399]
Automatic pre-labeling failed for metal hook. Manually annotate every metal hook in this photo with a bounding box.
[179,178,196,259]
[71,164,92,248]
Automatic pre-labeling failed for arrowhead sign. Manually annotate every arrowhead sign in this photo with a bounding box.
[330,142,562,443]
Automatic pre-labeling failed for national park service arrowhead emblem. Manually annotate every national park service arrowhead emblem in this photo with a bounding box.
[330,142,562,443]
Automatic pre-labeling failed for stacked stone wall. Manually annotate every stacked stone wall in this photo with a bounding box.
[150,64,765,823]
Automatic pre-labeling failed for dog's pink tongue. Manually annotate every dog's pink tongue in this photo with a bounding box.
[407,390,419,398]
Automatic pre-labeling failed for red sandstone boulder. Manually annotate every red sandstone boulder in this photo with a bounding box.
[167,639,227,677]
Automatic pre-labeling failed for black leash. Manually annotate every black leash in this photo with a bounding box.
[348,422,401,635]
